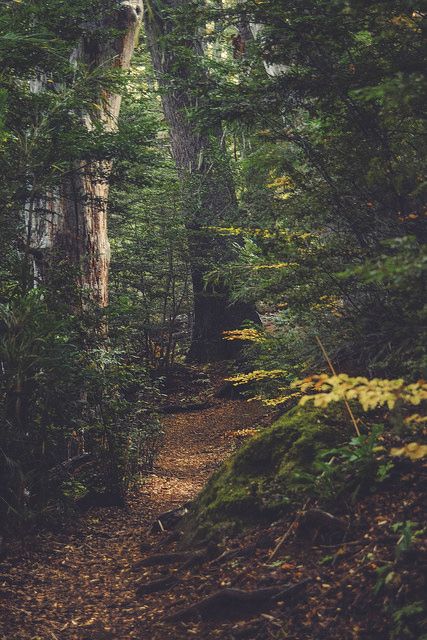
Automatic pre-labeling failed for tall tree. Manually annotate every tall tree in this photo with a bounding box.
[31,0,143,308]
[144,0,259,362]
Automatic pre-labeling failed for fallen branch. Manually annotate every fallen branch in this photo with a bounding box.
[269,501,310,561]
[315,335,361,436]
[270,507,347,557]
[269,519,300,561]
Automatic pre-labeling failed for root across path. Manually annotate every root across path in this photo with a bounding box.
[0,367,268,640]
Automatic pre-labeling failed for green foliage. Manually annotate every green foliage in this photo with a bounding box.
[313,425,394,502]
[1,0,426,541]
[0,4,165,534]
[374,521,426,639]
[0,290,162,533]
[198,0,427,380]
[109,53,192,369]
[391,520,425,558]
[183,405,350,541]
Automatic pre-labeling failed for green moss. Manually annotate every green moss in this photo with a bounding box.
[183,405,350,542]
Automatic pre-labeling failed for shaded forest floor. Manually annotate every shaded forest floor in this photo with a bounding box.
[1,366,426,639]
[0,365,271,639]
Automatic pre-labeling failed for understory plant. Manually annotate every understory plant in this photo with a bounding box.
[0,291,162,534]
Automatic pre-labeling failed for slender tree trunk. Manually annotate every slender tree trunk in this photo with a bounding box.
[144,0,259,362]
[32,1,143,308]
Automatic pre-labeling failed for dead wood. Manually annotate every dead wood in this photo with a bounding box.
[269,500,310,560]
[163,583,296,622]
[136,574,179,596]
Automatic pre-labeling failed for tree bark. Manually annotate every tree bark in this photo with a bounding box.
[144,0,259,362]
[32,1,143,308]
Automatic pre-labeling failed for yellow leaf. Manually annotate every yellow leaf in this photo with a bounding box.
[390,443,427,460]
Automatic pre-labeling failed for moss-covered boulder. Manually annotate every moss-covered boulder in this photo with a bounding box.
[184,405,351,542]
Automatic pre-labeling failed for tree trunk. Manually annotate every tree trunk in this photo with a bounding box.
[32,1,143,308]
[144,0,259,363]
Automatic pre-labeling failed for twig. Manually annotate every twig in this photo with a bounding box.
[269,520,299,561]
[315,335,361,436]
[269,500,309,561]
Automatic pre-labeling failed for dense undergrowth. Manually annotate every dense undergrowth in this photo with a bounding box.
[0,290,163,535]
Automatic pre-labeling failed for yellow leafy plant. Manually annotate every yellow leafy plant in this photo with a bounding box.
[252,262,297,270]
[310,295,344,318]
[390,443,427,460]
[261,391,302,407]
[226,428,260,439]
[291,373,427,411]
[223,329,266,343]
[225,369,287,385]
[207,226,312,242]
[267,175,295,190]
[266,175,295,200]
[404,413,427,425]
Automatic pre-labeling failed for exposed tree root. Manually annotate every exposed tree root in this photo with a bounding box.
[163,580,310,622]
[181,543,219,569]
[136,574,179,596]
[210,543,256,566]
[137,551,197,567]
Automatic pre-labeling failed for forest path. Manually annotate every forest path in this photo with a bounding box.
[0,366,268,640]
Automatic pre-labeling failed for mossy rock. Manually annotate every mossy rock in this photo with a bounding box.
[183,405,351,542]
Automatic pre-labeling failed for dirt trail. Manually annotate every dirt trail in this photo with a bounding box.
[0,373,267,639]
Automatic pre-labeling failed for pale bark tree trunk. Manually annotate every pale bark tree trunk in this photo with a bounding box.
[144,0,259,362]
[31,1,143,308]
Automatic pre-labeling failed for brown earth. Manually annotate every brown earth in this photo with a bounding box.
[0,366,270,639]
[0,366,425,640]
